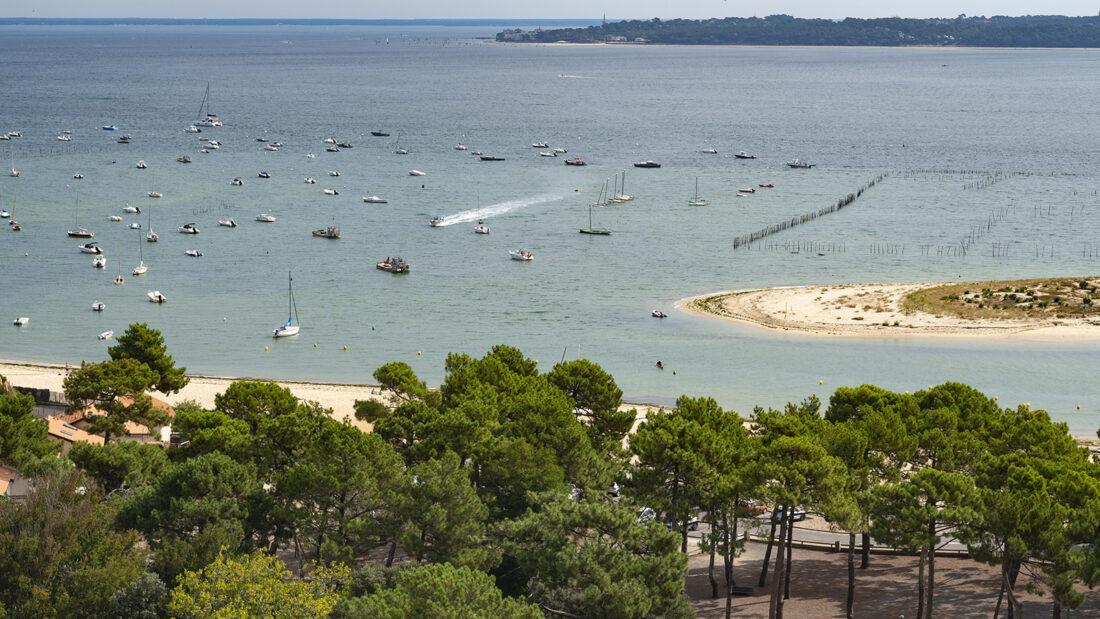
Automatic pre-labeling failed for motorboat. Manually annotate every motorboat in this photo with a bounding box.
[429,216,445,227]
[702,148,718,154]
[787,159,815,169]
[4,132,18,138]
[329,170,340,177]
[539,151,556,157]
[186,125,201,133]
[184,249,203,257]
[129,223,141,229]
[136,160,147,169]
[117,136,131,144]
[470,151,483,157]
[323,137,336,144]
[109,215,123,222]
[362,196,387,204]
[264,144,279,152]
[271,142,283,148]
[79,242,102,254]
[114,274,124,285]
[255,137,268,143]
[634,160,661,168]
[759,183,775,188]
[200,148,210,154]
[564,157,587,166]
[531,142,548,148]
[304,177,317,184]
[454,143,468,151]
[553,148,568,154]
[176,155,192,164]
[231,177,243,186]
[102,125,118,131]
[12,317,29,326]
[92,255,107,269]
[178,223,199,234]
[306,153,316,159]
[8,166,18,178]
[68,228,94,239]
[258,170,271,179]
[371,131,390,137]
[474,221,490,235]
[479,155,505,161]
[322,188,338,196]
[57,133,73,141]
[256,213,276,223]
[393,148,407,155]
[92,301,106,312]
[206,143,220,150]
[147,290,166,303]
[98,331,114,340]
[147,191,162,198]
[0,210,8,218]
[652,310,668,319]
[376,257,410,273]
[509,249,534,262]
[409,170,426,177]
[337,142,352,149]
[735,151,757,159]
[738,187,756,194]
[312,225,340,239]
[218,219,237,227]
[73,173,84,179]
[9,221,20,232]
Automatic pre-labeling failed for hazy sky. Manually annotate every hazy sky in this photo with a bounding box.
[1,1,1096,20]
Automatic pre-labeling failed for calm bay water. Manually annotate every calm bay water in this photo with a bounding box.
[1,26,1099,434]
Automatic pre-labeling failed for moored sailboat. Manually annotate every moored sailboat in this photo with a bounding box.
[272,271,300,337]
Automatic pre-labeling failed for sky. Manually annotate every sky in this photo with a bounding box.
[1,1,1096,20]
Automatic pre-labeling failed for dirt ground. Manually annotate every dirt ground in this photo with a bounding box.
[686,540,1099,618]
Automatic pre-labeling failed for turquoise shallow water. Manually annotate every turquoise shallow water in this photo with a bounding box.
[1,26,1099,434]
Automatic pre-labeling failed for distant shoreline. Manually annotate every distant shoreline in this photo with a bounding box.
[0,18,599,27]
[497,41,1100,52]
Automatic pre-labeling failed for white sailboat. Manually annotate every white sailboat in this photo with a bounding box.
[610,171,634,203]
[146,208,158,242]
[688,177,709,207]
[579,192,611,235]
[193,82,222,128]
[8,146,19,177]
[132,228,148,275]
[272,271,300,337]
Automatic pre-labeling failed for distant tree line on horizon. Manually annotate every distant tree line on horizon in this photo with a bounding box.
[500,14,1100,48]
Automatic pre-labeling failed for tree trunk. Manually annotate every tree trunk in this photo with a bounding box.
[384,540,397,567]
[1053,599,1062,619]
[860,531,871,569]
[784,511,795,600]
[708,517,719,599]
[846,532,856,619]
[916,547,926,619]
[993,574,1005,618]
[682,521,690,554]
[769,510,790,619]
[724,511,734,619]
[925,518,936,619]
[1006,560,1022,619]
[760,510,779,587]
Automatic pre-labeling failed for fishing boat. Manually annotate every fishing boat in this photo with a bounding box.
[147,291,166,303]
[787,159,815,169]
[371,131,390,137]
[322,189,338,196]
[92,301,106,312]
[136,160,147,169]
[79,242,102,254]
[376,257,410,273]
[509,249,534,262]
[479,155,505,161]
[184,249,203,257]
[272,271,301,337]
[231,177,243,186]
[362,196,387,204]
[255,214,276,223]
[688,177,709,207]
[312,225,340,239]
[258,170,271,179]
[92,255,106,269]
[178,223,199,234]
[218,219,237,227]
[429,216,445,227]
[634,160,661,169]
[409,170,426,177]
[735,151,757,159]
[579,198,611,236]
[564,157,586,166]
[12,317,29,326]
[98,331,114,340]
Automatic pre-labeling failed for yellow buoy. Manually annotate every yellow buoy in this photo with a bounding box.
[1076,404,1081,410]
[263,346,269,352]
[417,351,422,356]
[343,345,348,351]
[818,379,824,385]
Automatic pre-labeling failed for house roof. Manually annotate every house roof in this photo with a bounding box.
[47,416,105,446]
[61,394,176,436]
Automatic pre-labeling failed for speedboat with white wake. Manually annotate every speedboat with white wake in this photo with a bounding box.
[429,216,445,227]
[272,271,301,337]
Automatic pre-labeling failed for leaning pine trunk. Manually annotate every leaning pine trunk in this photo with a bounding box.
[760,511,779,587]
[769,510,790,619]
[783,511,795,600]
[846,532,856,619]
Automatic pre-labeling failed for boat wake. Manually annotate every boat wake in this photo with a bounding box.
[558,74,592,79]
[434,193,562,226]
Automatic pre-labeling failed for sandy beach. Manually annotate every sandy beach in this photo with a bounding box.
[678,283,1100,341]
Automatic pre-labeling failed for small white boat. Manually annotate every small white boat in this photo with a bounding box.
[272,271,301,338]
[454,143,468,151]
[734,151,757,160]
[132,261,147,276]
[258,170,271,179]
[787,159,815,169]
[394,148,408,155]
[429,216,445,227]
[509,249,534,262]
[328,170,340,177]
[409,170,426,177]
[362,196,387,204]
[304,178,317,185]
[98,330,114,340]
[306,153,316,159]
[186,125,201,133]
[12,317,29,326]
[322,188,338,196]
[108,215,123,222]
[553,147,568,154]
[271,142,283,147]
[136,160,147,169]
[73,173,84,179]
[218,219,237,227]
[184,249,203,257]
[9,167,18,178]
[147,290,166,303]
[178,223,199,234]
[652,310,668,319]
[80,242,102,254]
[122,205,140,214]
[5,132,18,138]
[0,210,9,218]
[531,142,548,148]
[738,187,756,194]
[231,177,243,186]
[102,125,118,131]
[92,301,106,312]
[92,255,106,268]
[147,191,162,198]
[474,221,491,235]
[702,148,718,154]
[129,223,141,229]
[200,148,210,154]
[57,134,73,141]
[263,144,279,152]
[256,213,276,223]
[323,137,336,144]
[206,143,220,150]
[539,151,556,157]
